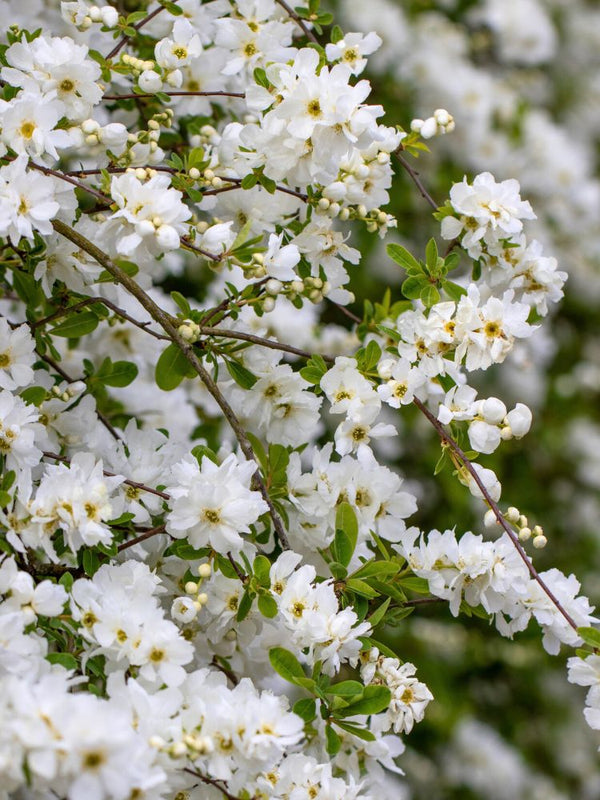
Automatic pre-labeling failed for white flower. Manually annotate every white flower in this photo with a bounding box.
[441,172,536,258]
[28,453,124,555]
[105,173,191,257]
[505,403,532,438]
[263,233,300,281]
[0,319,35,391]
[165,454,269,553]
[155,18,203,70]
[0,155,61,243]
[2,34,102,120]
[325,31,382,75]
[0,93,72,161]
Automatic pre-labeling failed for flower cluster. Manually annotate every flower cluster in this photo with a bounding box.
[0,0,595,798]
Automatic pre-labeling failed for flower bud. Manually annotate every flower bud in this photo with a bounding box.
[138,69,163,93]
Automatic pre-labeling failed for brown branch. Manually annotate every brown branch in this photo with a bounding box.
[103,90,245,100]
[52,219,291,550]
[106,2,174,61]
[32,296,168,340]
[181,237,223,263]
[199,326,334,363]
[43,451,170,500]
[29,162,111,205]
[393,150,438,211]
[183,769,242,800]
[117,524,168,552]
[227,551,247,582]
[274,0,320,44]
[328,299,362,325]
[412,396,578,631]
[210,656,239,686]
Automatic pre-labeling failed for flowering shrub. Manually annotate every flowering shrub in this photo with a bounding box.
[0,0,598,798]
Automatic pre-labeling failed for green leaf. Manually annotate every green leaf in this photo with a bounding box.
[301,353,329,386]
[259,173,277,194]
[332,502,358,568]
[367,597,391,629]
[225,359,257,389]
[46,652,78,670]
[578,626,600,649]
[82,548,100,577]
[357,340,381,372]
[257,593,278,618]
[351,561,401,580]
[401,276,426,300]
[332,529,353,569]
[331,24,344,43]
[253,555,271,586]
[99,360,138,387]
[191,445,219,466]
[399,576,430,594]
[420,284,441,308]
[246,432,268,474]
[155,343,190,391]
[346,578,379,598]
[253,67,270,88]
[51,312,99,339]
[293,697,316,722]
[325,724,342,755]
[336,685,391,717]
[336,502,358,548]
[269,647,306,683]
[13,270,43,308]
[425,238,439,271]
[241,172,259,190]
[387,243,421,273]
[443,279,467,302]
[326,680,364,697]
[59,571,74,592]
[333,720,376,741]
[236,589,254,622]
[159,0,183,14]
[214,553,239,579]
[268,443,290,483]
[171,291,191,315]
[20,386,47,406]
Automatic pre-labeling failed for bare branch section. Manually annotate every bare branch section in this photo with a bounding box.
[52,219,291,551]
[274,0,320,45]
[412,396,578,632]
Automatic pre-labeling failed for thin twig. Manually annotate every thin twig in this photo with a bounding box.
[29,162,111,205]
[274,0,320,44]
[117,525,168,552]
[52,219,291,550]
[227,551,247,582]
[393,150,438,211]
[183,769,242,800]
[210,656,239,686]
[43,451,170,500]
[103,90,245,100]
[328,299,362,325]
[106,2,174,60]
[412,396,578,631]
[181,237,223,263]
[32,296,168,340]
[200,326,334,363]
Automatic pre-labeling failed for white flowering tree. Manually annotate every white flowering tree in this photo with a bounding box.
[0,0,598,798]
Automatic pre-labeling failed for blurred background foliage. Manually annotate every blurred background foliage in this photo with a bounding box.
[323,0,600,797]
